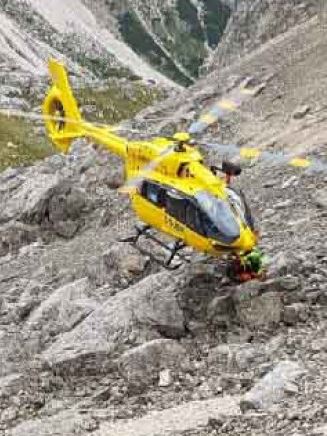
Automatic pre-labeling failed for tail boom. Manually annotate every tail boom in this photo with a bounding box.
[43,59,126,158]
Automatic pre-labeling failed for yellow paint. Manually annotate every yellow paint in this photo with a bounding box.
[173,132,191,142]
[43,59,258,259]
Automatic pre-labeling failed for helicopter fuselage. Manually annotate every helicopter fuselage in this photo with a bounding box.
[43,59,258,259]
[125,138,258,257]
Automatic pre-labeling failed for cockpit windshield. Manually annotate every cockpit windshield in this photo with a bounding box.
[195,191,240,244]
[226,188,255,230]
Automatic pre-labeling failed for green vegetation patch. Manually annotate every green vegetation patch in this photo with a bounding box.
[0,80,162,171]
[76,81,163,124]
[0,114,53,171]
[177,0,204,41]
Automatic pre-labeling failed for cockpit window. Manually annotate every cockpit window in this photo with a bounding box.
[226,188,255,230]
[195,191,240,244]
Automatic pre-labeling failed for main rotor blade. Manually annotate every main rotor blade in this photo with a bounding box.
[119,146,175,194]
[201,142,327,173]
[188,77,265,135]
[0,109,121,131]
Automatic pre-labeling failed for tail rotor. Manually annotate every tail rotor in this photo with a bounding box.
[43,59,84,153]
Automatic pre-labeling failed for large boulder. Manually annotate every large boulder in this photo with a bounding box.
[24,278,98,346]
[0,171,87,237]
[0,221,38,257]
[233,288,283,329]
[86,242,150,287]
[118,339,186,391]
[14,281,49,322]
[0,173,61,224]
[41,272,186,374]
[240,360,305,411]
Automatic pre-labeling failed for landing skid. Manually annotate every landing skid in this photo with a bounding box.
[120,225,190,270]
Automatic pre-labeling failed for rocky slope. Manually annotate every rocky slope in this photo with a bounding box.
[0,0,232,87]
[0,5,327,436]
[206,0,323,71]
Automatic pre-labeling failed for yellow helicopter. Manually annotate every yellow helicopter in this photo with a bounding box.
[40,59,326,281]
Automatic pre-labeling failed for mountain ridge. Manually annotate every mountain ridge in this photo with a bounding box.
[0,0,232,87]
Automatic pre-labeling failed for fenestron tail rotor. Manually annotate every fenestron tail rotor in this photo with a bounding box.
[188,77,266,135]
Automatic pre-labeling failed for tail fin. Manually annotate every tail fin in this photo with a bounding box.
[43,59,84,153]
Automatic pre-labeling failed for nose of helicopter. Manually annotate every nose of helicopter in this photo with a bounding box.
[237,227,257,252]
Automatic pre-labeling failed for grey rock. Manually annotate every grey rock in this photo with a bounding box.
[283,303,309,325]
[0,173,61,223]
[312,425,327,436]
[14,281,48,321]
[53,219,80,239]
[8,410,98,436]
[119,339,185,390]
[41,272,186,374]
[234,290,283,329]
[269,252,299,276]
[0,221,38,257]
[233,344,266,371]
[1,406,18,423]
[293,105,311,119]
[208,344,233,366]
[209,343,266,371]
[25,278,97,344]
[311,338,327,353]
[282,176,298,189]
[315,188,327,209]
[240,360,305,411]
[0,85,22,98]
[0,373,25,398]
[274,199,293,210]
[94,395,240,436]
[207,294,235,326]
[103,242,149,281]
[158,368,173,387]
[0,172,87,229]
[0,96,29,110]
[278,276,301,291]
[86,243,149,287]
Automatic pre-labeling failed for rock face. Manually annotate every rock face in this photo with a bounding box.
[207,0,322,71]
[233,289,283,329]
[0,171,87,233]
[0,222,38,257]
[0,0,232,86]
[25,278,98,345]
[41,272,186,373]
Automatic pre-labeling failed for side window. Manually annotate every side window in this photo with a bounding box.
[185,202,206,236]
[166,191,187,222]
[141,181,166,207]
